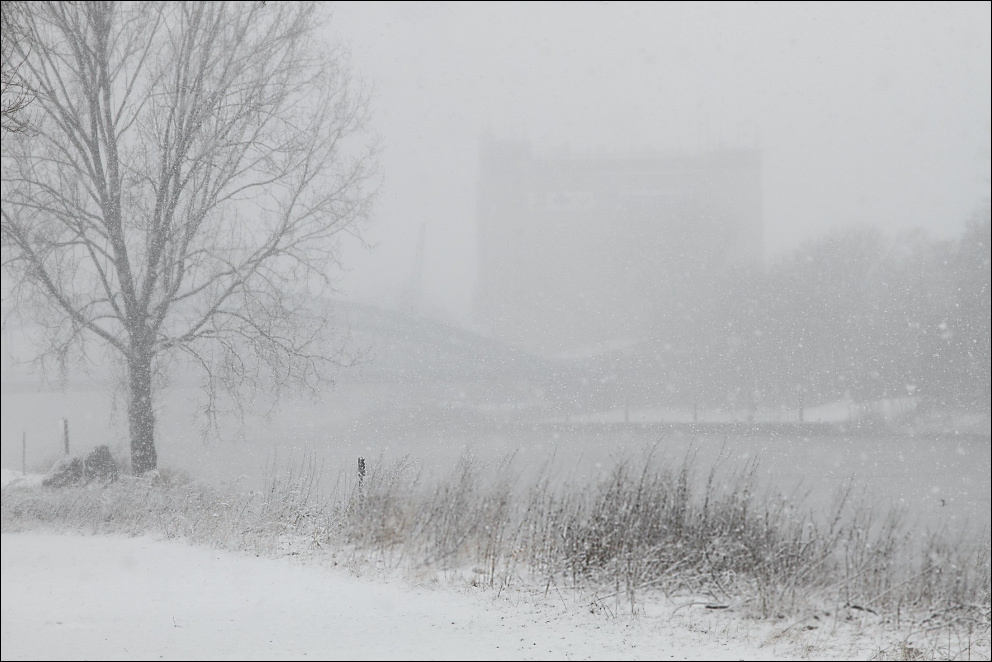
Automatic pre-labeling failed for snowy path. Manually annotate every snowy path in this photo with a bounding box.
[0,532,832,661]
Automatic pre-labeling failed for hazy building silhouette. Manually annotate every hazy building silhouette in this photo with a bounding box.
[475,138,763,356]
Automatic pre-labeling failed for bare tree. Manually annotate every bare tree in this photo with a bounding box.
[1,2,377,473]
[1,0,32,133]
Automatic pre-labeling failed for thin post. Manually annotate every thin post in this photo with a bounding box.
[358,456,366,494]
[62,418,69,456]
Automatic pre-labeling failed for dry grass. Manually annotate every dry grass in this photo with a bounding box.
[3,447,989,658]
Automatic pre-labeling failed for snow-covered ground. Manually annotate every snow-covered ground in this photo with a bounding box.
[1,469,44,491]
[1,529,917,661]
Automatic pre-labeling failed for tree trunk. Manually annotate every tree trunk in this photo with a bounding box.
[127,352,157,474]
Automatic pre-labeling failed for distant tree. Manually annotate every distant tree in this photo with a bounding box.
[948,208,991,402]
[740,225,890,403]
[676,218,990,412]
[1,2,377,473]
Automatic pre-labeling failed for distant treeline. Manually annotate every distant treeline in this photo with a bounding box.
[570,210,991,412]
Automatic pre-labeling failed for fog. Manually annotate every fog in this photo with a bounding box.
[1,1,989,519]
[328,2,991,320]
[2,6,991,658]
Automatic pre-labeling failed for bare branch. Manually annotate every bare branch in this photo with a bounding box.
[1,1,377,472]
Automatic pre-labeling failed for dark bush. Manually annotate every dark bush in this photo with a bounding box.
[42,457,84,488]
[84,445,119,482]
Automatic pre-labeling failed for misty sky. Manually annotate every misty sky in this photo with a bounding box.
[327,1,991,321]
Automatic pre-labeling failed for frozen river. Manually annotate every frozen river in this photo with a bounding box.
[2,385,988,536]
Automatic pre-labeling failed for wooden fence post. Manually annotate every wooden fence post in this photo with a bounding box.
[62,418,69,456]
